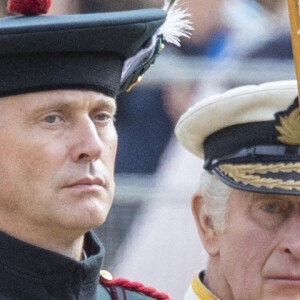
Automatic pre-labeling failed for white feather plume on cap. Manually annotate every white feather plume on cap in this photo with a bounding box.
[120,0,192,90]
[160,0,193,47]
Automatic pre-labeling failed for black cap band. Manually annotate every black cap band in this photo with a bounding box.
[0,52,123,98]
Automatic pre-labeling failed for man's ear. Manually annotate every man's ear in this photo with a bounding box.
[191,190,220,257]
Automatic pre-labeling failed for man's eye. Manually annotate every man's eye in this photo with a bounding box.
[262,203,281,214]
[251,199,293,229]
[260,201,291,215]
[94,112,110,122]
[43,115,61,124]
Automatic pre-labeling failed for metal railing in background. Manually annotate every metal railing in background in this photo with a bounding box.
[141,55,296,86]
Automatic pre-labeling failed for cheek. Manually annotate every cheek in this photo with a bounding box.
[220,223,275,294]
[223,229,265,264]
[111,134,118,163]
[101,127,118,167]
[0,136,50,208]
[1,133,66,181]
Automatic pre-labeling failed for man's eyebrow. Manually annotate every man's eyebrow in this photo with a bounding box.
[43,101,69,110]
[31,96,116,112]
[95,98,117,113]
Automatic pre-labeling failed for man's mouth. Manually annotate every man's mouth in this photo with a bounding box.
[63,177,105,190]
[266,275,300,282]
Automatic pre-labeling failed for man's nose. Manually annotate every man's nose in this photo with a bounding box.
[71,118,103,162]
[280,214,300,259]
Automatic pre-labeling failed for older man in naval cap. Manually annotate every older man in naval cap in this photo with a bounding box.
[176,81,300,300]
[0,0,191,299]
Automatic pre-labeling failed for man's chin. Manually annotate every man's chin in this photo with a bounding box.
[263,280,300,300]
[58,207,110,233]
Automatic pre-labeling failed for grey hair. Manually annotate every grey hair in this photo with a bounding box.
[199,170,232,231]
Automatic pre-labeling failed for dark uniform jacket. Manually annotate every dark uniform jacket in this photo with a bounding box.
[0,230,156,300]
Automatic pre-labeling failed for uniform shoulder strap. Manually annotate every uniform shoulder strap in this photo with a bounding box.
[100,270,173,300]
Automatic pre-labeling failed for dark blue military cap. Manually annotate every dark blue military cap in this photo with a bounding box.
[175,81,300,195]
[0,0,191,98]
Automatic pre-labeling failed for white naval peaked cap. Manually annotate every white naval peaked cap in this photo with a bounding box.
[175,81,300,195]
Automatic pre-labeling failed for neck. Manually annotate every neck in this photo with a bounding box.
[37,234,85,260]
[0,215,85,260]
[204,258,235,300]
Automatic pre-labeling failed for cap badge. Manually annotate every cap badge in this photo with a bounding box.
[275,101,300,145]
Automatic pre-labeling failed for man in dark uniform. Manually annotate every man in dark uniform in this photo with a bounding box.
[0,0,190,299]
[176,81,300,299]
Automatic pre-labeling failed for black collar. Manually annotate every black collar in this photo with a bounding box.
[0,230,104,299]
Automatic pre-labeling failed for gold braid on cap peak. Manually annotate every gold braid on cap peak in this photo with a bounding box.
[219,162,300,191]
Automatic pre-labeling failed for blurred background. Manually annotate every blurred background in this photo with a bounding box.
[0,0,296,298]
